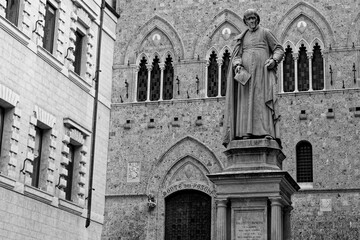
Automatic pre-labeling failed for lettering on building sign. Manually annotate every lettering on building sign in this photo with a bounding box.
[127,162,140,183]
[162,182,216,197]
[235,210,264,240]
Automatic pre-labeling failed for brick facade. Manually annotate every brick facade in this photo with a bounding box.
[104,0,360,239]
[0,0,117,239]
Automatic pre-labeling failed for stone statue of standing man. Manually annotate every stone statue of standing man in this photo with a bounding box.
[223,9,284,147]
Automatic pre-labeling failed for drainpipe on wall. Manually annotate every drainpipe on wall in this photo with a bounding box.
[85,0,105,228]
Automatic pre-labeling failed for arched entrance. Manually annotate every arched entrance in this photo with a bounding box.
[165,190,211,240]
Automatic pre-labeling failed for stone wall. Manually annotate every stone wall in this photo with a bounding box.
[104,0,360,239]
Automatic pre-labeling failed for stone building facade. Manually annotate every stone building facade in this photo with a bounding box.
[103,0,360,239]
[0,0,117,239]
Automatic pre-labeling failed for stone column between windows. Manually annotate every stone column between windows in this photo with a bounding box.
[283,206,293,240]
[270,197,283,240]
[293,53,299,92]
[280,61,284,93]
[205,60,209,97]
[217,58,223,97]
[159,63,165,101]
[133,66,140,102]
[146,64,153,102]
[307,52,313,91]
[216,199,227,240]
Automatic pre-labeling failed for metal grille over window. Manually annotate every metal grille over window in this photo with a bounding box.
[43,2,56,53]
[221,49,230,96]
[312,43,324,90]
[296,141,313,182]
[5,0,20,25]
[283,45,295,92]
[137,57,148,102]
[298,44,309,91]
[150,56,161,101]
[165,190,211,240]
[163,55,174,100]
[207,51,218,97]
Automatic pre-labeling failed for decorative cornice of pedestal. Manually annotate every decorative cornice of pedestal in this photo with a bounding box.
[208,170,300,206]
[223,139,285,171]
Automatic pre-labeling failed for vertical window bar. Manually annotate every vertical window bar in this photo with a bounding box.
[32,126,43,188]
[298,44,309,91]
[150,56,161,101]
[43,2,56,53]
[137,57,148,102]
[283,46,295,92]
[163,55,174,100]
[65,144,74,201]
[221,49,230,96]
[5,0,20,25]
[312,43,324,90]
[207,51,218,97]
[0,107,4,157]
[296,141,313,182]
[74,30,84,75]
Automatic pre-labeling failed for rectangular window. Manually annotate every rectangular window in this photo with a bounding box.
[5,0,20,25]
[43,2,57,53]
[73,30,85,75]
[32,126,43,188]
[65,144,75,201]
[0,107,4,157]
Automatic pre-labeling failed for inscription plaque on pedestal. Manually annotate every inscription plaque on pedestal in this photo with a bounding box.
[234,210,265,240]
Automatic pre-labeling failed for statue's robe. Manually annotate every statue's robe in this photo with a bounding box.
[223,26,284,146]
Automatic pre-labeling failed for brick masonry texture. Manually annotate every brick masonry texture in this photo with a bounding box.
[103,0,360,239]
[0,0,117,239]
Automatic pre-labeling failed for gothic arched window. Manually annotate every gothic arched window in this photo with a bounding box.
[296,141,313,183]
[221,49,231,96]
[298,44,309,91]
[312,43,324,90]
[163,55,174,100]
[283,45,295,92]
[137,57,148,102]
[207,51,218,97]
[150,56,161,101]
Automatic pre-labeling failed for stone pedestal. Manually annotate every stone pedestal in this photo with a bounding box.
[208,139,299,240]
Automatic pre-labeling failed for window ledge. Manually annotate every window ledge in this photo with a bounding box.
[37,46,64,72]
[0,174,16,190]
[68,70,91,93]
[58,198,84,216]
[24,185,53,205]
[298,182,313,190]
[278,88,360,97]
[0,16,30,46]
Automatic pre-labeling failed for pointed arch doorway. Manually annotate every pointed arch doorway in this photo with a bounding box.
[165,189,212,240]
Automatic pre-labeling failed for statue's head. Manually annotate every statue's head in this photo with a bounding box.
[243,9,260,30]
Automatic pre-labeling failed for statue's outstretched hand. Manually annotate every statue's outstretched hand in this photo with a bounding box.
[265,58,276,69]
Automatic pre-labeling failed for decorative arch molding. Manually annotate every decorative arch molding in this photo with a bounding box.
[219,45,232,57]
[348,12,360,45]
[0,83,19,107]
[205,46,219,60]
[283,40,296,50]
[193,9,246,59]
[145,135,221,240]
[135,52,150,66]
[123,15,185,65]
[161,50,175,63]
[276,2,335,47]
[295,38,311,52]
